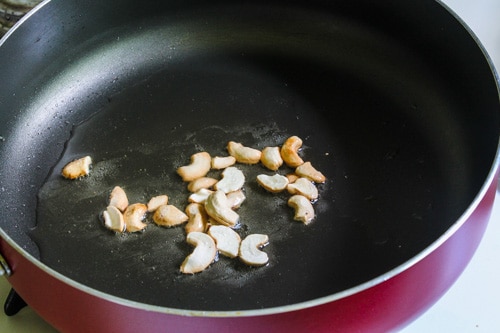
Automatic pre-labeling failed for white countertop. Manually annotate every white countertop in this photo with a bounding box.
[1,0,500,332]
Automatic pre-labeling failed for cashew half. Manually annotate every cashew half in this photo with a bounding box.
[103,205,125,233]
[185,203,209,233]
[187,177,218,193]
[153,204,189,227]
[211,156,236,170]
[295,161,326,183]
[146,195,169,212]
[208,225,241,258]
[260,146,283,171]
[61,156,92,179]
[180,232,217,274]
[256,174,289,193]
[227,141,262,164]
[123,203,148,232]
[239,234,269,266]
[286,177,319,200]
[226,190,246,209]
[177,152,211,182]
[204,190,239,227]
[288,195,315,224]
[109,186,129,212]
[280,136,304,167]
[188,188,214,204]
[214,166,245,193]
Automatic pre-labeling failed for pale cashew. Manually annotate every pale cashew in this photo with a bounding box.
[61,156,92,179]
[188,188,214,204]
[260,146,283,171]
[214,166,245,193]
[146,195,169,212]
[227,141,261,164]
[226,190,246,209]
[187,177,218,193]
[109,186,129,212]
[256,174,289,193]
[180,232,217,274]
[185,203,209,233]
[103,205,125,233]
[239,234,269,266]
[153,204,188,227]
[211,156,236,170]
[295,161,326,183]
[208,225,241,258]
[123,203,148,232]
[280,136,304,167]
[177,152,211,182]
[286,177,319,200]
[288,195,315,224]
[204,190,239,227]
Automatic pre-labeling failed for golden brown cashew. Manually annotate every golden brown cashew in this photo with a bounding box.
[295,161,326,183]
[227,141,262,164]
[185,203,209,233]
[61,156,92,179]
[280,136,304,167]
[211,156,236,170]
[153,204,189,227]
[177,152,211,182]
[288,195,315,224]
[286,177,319,200]
[146,195,169,212]
[260,146,283,171]
[239,234,269,266]
[123,203,148,232]
[180,232,217,274]
[187,177,218,193]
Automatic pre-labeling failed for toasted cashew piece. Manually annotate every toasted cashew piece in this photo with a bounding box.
[185,203,209,233]
[211,156,236,170]
[153,204,189,227]
[61,156,92,179]
[239,234,269,266]
[281,136,304,167]
[227,141,262,164]
[146,195,169,212]
[180,232,217,274]
[256,174,289,193]
[287,177,319,200]
[208,225,241,258]
[187,177,218,193]
[103,206,125,233]
[226,190,246,209]
[177,152,211,182]
[214,167,245,193]
[288,195,315,224]
[188,188,214,204]
[260,146,283,171]
[285,173,299,184]
[109,186,129,212]
[204,190,239,227]
[295,161,326,183]
[123,203,148,232]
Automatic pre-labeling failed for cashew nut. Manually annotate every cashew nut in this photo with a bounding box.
[287,195,315,224]
[285,173,299,184]
[295,161,326,183]
[214,166,245,193]
[211,156,236,170]
[146,195,169,212]
[227,141,262,164]
[256,174,289,193]
[239,234,269,266]
[208,225,241,258]
[188,188,214,204]
[153,204,189,227]
[286,177,319,200]
[109,186,129,212]
[226,190,246,209]
[204,190,239,227]
[61,156,92,179]
[180,232,217,274]
[123,203,148,232]
[185,203,209,233]
[260,146,283,171]
[177,152,211,182]
[103,205,125,233]
[281,136,304,167]
[187,177,218,193]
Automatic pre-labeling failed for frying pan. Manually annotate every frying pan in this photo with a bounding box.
[0,0,499,332]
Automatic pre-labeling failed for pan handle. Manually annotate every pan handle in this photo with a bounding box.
[0,253,12,277]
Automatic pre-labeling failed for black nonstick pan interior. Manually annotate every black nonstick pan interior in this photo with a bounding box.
[0,0,499,311]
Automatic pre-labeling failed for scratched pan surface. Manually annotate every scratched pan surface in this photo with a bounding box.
[0,0,499,311]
